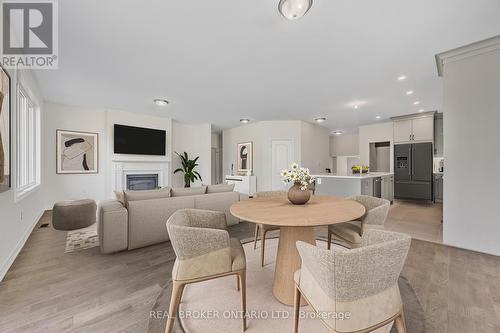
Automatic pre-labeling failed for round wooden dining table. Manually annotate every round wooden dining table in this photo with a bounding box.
[230,195,365,306]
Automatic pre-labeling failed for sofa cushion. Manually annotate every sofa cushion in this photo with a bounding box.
[207,183,235,194]
[171,186,207,197]
[127,196,195,249]
[193,191,240,226]
[124,187,171,203]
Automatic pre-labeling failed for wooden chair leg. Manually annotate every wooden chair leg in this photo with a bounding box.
[260,229,267,267]
[238,271,247,331]
[165,281,185,333]
[253,224,259,250]
[327,230,332,250]
[293,285,301,333]
[395,311,407,333]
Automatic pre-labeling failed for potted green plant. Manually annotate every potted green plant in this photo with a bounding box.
[174,152,202,188]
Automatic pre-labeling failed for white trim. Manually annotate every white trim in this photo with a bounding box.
[0,209,45,282]
[435,35,500,76]
[15,83,41,200]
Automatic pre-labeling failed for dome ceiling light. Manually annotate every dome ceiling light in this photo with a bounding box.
[278,0,313,20]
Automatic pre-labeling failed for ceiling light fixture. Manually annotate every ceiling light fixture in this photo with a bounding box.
[240,118,250,124]
[413,101,420,105]
[418,109,425,113]
[376,116,381,119]
[397,75,407,81]
[332,130,343,135]
[154,99,169,106]
[406,90,414,95]
[354,105,359,109]
[314,117,327,123]
[278,0,313,20]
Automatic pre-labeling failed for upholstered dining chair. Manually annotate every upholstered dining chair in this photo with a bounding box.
[328,195,390,249]
[294,229,411,333]
[253,191,287,267]
[165,209,247,333]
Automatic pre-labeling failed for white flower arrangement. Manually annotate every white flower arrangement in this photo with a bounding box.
[280,162,315,190]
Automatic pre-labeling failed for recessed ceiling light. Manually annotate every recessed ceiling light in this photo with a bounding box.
[332,130,343,135]
[354,105,359,109]
[154,99,169,106]
[397,75,407,81]
[406,90,414,95]
[418,109,425,113]
[376,116,381,119]
[413,101,420,105]
[314,117,327,123]
[240,118,250,124]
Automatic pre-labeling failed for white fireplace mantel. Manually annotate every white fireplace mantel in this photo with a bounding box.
[112,159,170,193]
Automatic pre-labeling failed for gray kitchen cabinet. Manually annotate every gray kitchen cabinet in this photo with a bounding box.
[361,179,373,196]
[434,174,443,203]
[381,175,394,203]
[434,113,444,156]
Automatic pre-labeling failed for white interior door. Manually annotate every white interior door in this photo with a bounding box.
[271,140,294,191]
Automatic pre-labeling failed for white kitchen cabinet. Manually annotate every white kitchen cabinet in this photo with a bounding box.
[412,116,434,142]
[393,119,413,143]
[393,115,434,143]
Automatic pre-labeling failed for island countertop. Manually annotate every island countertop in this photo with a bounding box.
[312,172,393,180]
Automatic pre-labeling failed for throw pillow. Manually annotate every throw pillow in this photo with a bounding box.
[206,183,235,194]
[171,186,207,197]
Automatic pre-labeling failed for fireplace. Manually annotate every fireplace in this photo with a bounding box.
[126,174,159,191]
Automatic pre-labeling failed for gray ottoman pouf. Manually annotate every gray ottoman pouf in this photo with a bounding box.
[52,199,97,230]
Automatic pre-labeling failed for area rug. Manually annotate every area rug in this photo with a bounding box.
[65,223,99,253]
[148,237,425,333]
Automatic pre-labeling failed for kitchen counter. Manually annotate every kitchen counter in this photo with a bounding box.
[312,172,394,179]
[313,172,394,200]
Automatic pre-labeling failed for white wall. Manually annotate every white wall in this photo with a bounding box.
[44,103,108,205]
[358,122,394,172]
[300,122,330,174]
[441,43,500,256]
[223,121,302,191]
[330,133,359,156]
[44,104,174,204]
[172,121,212,188]
[0,69,46,281]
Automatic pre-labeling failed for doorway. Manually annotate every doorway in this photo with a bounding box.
[271,140,294,191]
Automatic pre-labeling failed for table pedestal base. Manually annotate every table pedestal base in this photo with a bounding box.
[272,226,316,306]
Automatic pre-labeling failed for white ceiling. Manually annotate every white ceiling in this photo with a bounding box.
[33,0,500,132]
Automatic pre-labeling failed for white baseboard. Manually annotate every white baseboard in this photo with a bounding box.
[0,210,45,282]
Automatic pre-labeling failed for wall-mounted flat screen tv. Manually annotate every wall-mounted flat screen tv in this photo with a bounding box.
[114,124,166,155]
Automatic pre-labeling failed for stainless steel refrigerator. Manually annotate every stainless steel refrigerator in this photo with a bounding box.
[394,142,433,200]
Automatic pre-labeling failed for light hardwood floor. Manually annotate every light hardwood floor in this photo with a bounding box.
[1,202,499,333]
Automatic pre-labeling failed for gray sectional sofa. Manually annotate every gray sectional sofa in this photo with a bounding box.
[98,184,240,254]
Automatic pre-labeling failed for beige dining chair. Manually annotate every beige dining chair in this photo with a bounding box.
[294,229,411,333]
[253,191,287,267]
[328,195,390,249]
[166,209,247,333]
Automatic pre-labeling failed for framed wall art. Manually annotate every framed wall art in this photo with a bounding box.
[56,130,98,174]
[0,65,11,193]
[237,141,253,174]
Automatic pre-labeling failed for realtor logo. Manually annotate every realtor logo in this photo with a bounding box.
[1,0,58,69]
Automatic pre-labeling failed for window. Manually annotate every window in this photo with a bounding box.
[16,85,40,199]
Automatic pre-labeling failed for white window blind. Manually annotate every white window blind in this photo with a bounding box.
[16,86,40,198]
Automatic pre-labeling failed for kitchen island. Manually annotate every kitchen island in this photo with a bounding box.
[312,172,394,201]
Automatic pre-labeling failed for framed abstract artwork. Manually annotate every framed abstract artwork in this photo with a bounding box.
[56,130,98,174]
[0,65,11,193]
[237,141,253,174]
